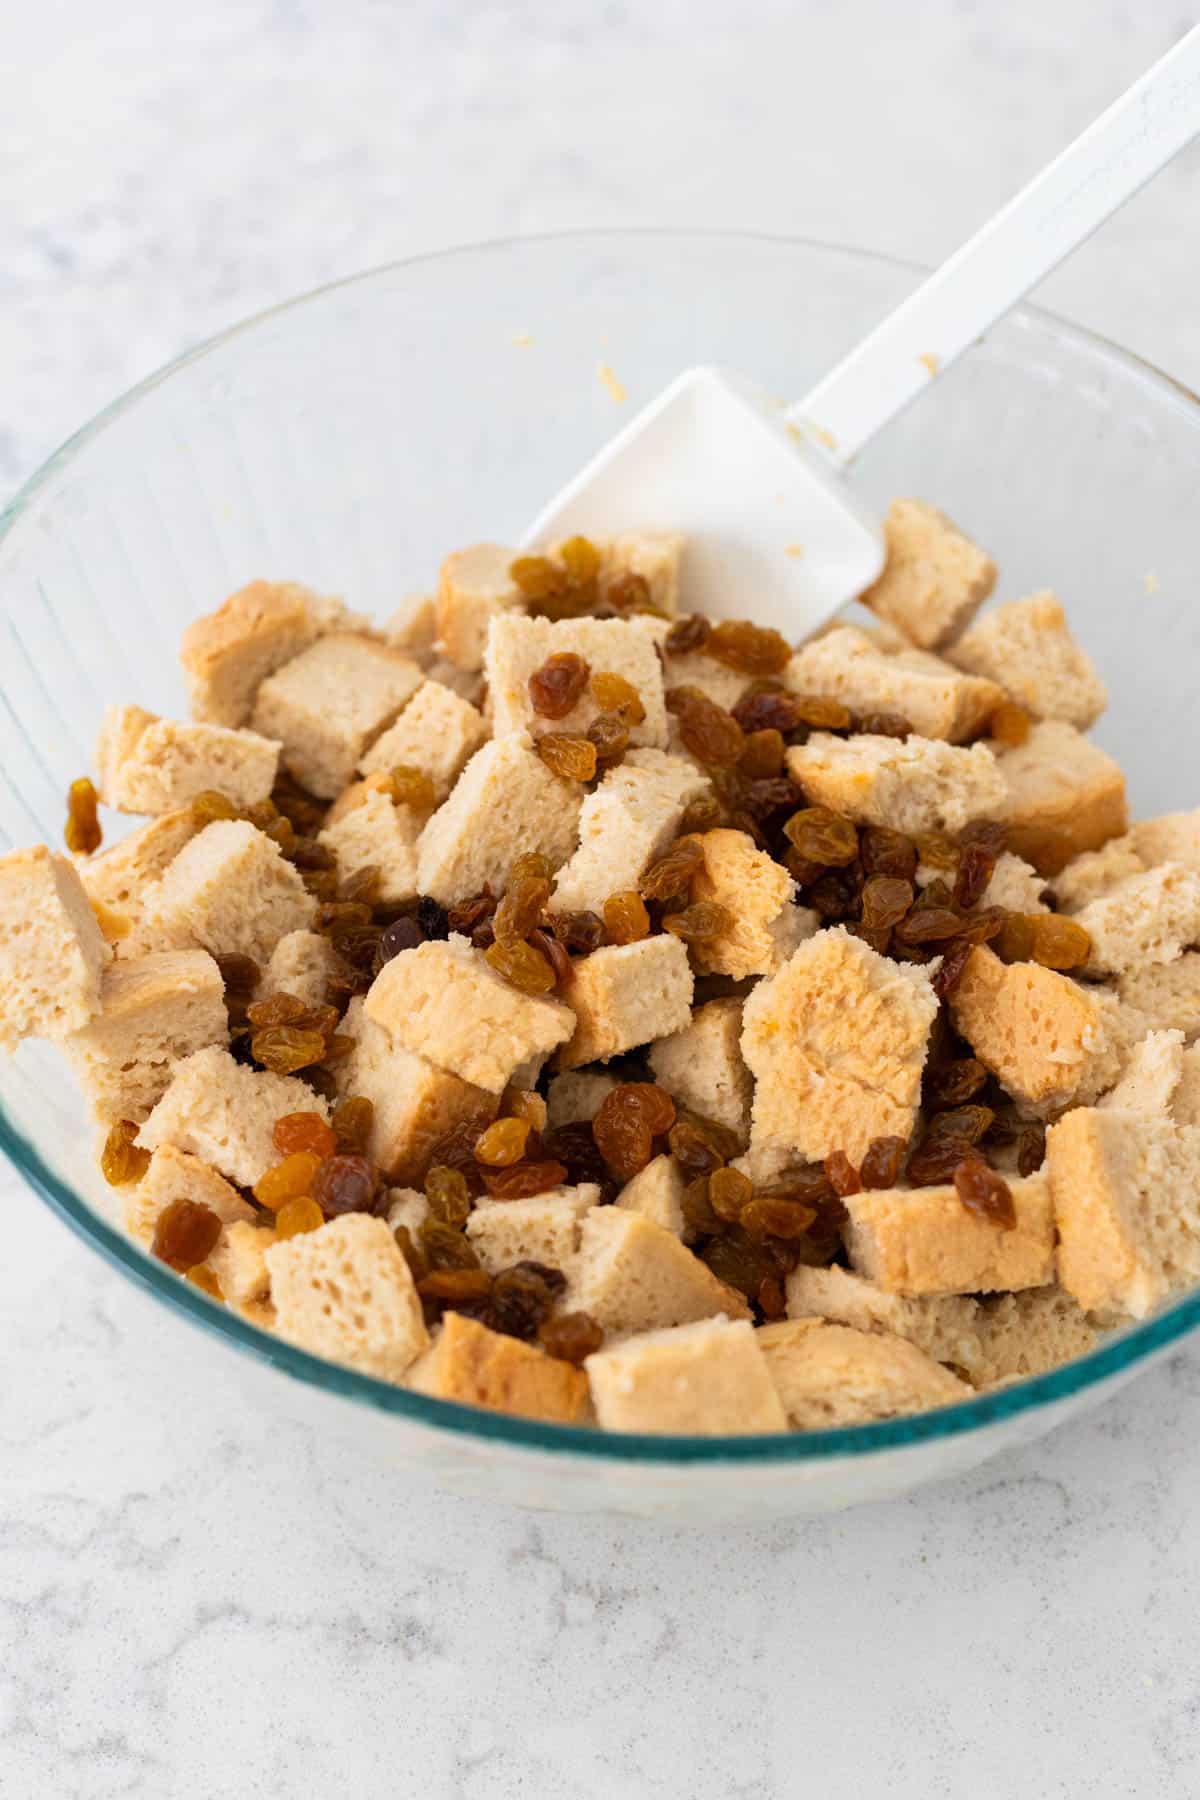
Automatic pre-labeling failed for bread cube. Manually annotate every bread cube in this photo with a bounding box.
[335,999,497,1185]
[765,899,822,969]
[548,750,709,917]
[688,828,798,980]
[597,529,684,615]
[180,579,361,726]
[787,733,1006,835]
[947,591,1107,728]
[80,810,201,928]
[133,820,316,962]
[1099,1030,1185,1118]
[365,934,573,1093]
[1048,1109,1200,1317]
[384,593,439,658]
[435,543,525,672]
[95,705,280,815]
[416,733,583,907]
[0,846,110,1049]
[1131,810,1200,873]
[566,1206,751,1335]
[358,679,487,802]
[950,945,1128,1115]
[785,1264,1096,1388]
[652,622,752,713]
[136,1044,330,1187]
[586,1317,786,1434]
[206,1219,275,1305]
[556,936,693,1069]
[317,786,419,905]
[785,626,1004,742]
[385,1187,430,1237]
[993,720,1127,876]
[408,1310,588,1422]
[1118,954,1200,1041]
[983,852,1050,915]
[859,498,996,649]
[1075,864,1200,977]
[843,1174,1055,1296]
[545,1069,618,1129]
[648,997,753,1146]
[614,1154,689,1239]
[251,634,424,798]
[758,1320,970,1426]
[1173,1045,1200,1125]
[124,1144,256,1249]
[258,929,342,1010]
[267,1214,429,1383]
[64,950,227,1123]
[1052,837,1146,912]
[485,615,668,748]
[740,927,937,1172]
[465,1185,600,1275]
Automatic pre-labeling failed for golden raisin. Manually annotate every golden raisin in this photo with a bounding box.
[339,864,382,906]
[997,912,1038,963]
[537,734,598,781]
[860,828,918,880]
[254,1151,323,1210]
[859,876,913,932]
[504,1089,547,1128]
[417,1267,494,1304]
[757,1275,787,1319]
[953,842,996,910]
[1018,1123,1047,1177]
[740,1196,817,1239]
[664,615,711,655]
[954,1155,1016,1230]
[916,831,960,871]
[484,938,557,995]
[528,652,590,719]
[152,1198,222,1270]
[790,694,854,730]
[186,1264,224,1301]
[493,875,550,944]
[510,554,568,599]
[604,572,655,614]
[512,852,553,883]
[592,1083,677,1180]
[990,701,1033,747]
[482,1160,568,1199]
[538,1311,604,1363]
[558,535,601,585]
[640,837,704,901]
[739,728,785,778]
[603,890,650,945]
[679,792,721,836]
[390,766,437,813]
[251,1024,329,1074]
[587,711,630,767]
[666,687,745,767]
[858,711,912,738]
[420,1218,481,1270]
[663,902,732,945]
[274,1196,325,1239]
[1029,914,1092,971]
[425,1164,472,1225]
[474,1117,532,1168]
[214,953,261,993]
[709,1166,752,1222]
[706,620,791,676]
[100,1120,150,1186]
[529,927,573,988]
[860,1135,907,1190]
[824,1151,861,1197]
[331,1095,373,1155]
[783,806,858,867]
[590,670,645,724]
[65,776,102,855]
[273,1111,337,1160]
[191,789,240,828]
[668,1114,733,1177]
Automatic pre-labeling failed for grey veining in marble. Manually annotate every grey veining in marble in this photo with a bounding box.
[3,3,1199,1795]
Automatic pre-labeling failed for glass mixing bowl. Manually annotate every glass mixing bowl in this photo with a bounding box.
[3,232,1199,1524]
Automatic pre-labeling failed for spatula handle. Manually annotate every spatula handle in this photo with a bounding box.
[787,25,1200,466]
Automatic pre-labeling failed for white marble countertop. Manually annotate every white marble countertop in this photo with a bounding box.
[3,4,1200,1794]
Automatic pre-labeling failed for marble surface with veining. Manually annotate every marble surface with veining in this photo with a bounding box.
[3,4,1200,1795]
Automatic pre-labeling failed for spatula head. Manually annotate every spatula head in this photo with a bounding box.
[523,366,885,636]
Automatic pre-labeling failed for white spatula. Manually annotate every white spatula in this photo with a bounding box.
[525,25,1200,635]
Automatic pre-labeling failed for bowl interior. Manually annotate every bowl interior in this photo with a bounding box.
[4,230,1200,1464]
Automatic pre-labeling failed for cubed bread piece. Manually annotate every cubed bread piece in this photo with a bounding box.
[136,1045,330,1187]
[335,999,497,1185]
[257,929,342,1010]
[648,997,753,1146]
[385,593,439,658]
[586,1317,786,1434]
[765,900,822,969]
[0,846,110,1049]
[758,1320,970,1426]
[983,852,1050,915]
[1074,864,1200,977]
[485,615,668,748]
[80,810,201,927]
[317,786,419,905]
[687,829,797,980]
[652,624,751,713]
[740,927,937,1172]
[556,936,694,1069]
[1049,1109,1200,1317]
[1131,810,1200,873]
[548,750,709,917]
[322,770,394,827]
[365,934,573,1093]
[207,1220,275,1305]
[1099,1030,1185,1117]
[94,706,280,816]
[385,1187,430,1237]
[251,634,424,798]
[1052,837,1146,912]
[64,950,227,1123]
[1173,1045,1200,1125]
[408,1310,588,1422]
[435,543,525,672]
[132,820,316,962]
[614,1154,689,1239]
[843,1174,1055,1296]
[465,1185,600,1275]
[785,627,1004,742]
[423,657,486,708]
[949,945,1124,1115]
[545,1069,619,1129]
[993,720,1127,876]
[267,1214,429,1382]
[785,1265,1096,1388]
[947,591,1107,728]
[597,529,684,615]
[567,1207,751,1335]
[416,733,583,907]
[358,679,487,801]
[859,498,996,649]
[124,1144,256,1249]
[787,733,1006,835]
[180,580,361,726]
[1118,954,1200,1041]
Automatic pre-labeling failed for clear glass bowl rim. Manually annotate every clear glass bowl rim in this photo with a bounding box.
[5,226,1198,1466]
